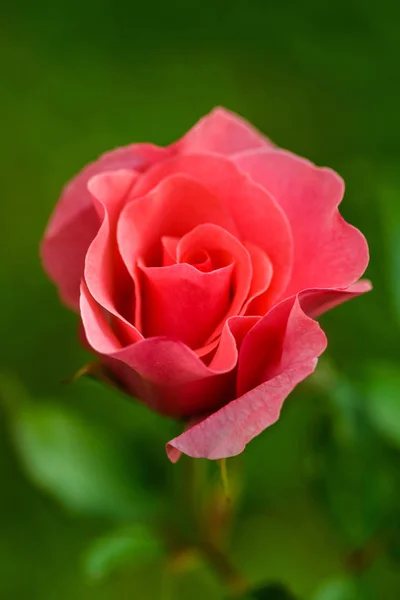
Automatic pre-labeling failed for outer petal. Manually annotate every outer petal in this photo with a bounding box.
[80,279,122,354]
[133,154,293,306]
[175,107,274,155]
[298,280,372,318]
[81,279,258,418]
[84,170,142,343]
[41,143,169,309]
[233,149,369,296]
[119,316,259,418]
[166,294,327,460]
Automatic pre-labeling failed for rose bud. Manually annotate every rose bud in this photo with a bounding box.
[41,108,370,461]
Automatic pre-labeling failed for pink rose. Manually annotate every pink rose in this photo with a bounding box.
[41,108,370,461]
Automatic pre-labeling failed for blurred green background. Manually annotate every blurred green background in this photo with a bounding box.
[1,1,400,598]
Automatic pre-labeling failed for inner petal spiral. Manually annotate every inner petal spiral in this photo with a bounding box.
[138,260,234,349]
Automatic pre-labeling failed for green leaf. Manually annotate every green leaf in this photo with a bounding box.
[365,364,400,448]
[379,180,400,328]
[83,523,165,582]
[9,399,154,518]
[71,375,176,433]
[310,375,396,546]
[312,578,359,600]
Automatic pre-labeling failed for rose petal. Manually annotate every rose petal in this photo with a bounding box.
[234,149,369,295]
[85,170,142,343]
[161,236,180,266]
[81,278,258,418]
[184,249,214,272]
[237,294,325,396]
[111,314,260,418]
[177,224,253,332]
[41,143,168,309]
[101,337,234,419]
[166,295,327,460]
[297,280,372,318]
[175,107,274,155]
[133,154,293,306]
[80,279,122,354]
[117,174,238,330]
[242,242,274,314]
[118,173,238,267]
[207,315,260,371]
[138,261,234,349]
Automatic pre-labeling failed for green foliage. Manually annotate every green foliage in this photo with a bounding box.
[365,364,400,448]
[378,178,400,328]
[12,404,144,518]
[2,374,155,519]
[310,379,396,546]
[83,524,165,582]
[312,578,359,600]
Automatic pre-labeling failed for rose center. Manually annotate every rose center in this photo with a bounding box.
[181,248,213,272]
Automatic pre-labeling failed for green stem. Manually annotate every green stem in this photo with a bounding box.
[184,457,249,596]
[218,458,231,504]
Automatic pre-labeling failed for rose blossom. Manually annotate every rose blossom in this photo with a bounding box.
[41,108,370,461]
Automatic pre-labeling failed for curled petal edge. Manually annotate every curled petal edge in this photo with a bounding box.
[166,282,371,461]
